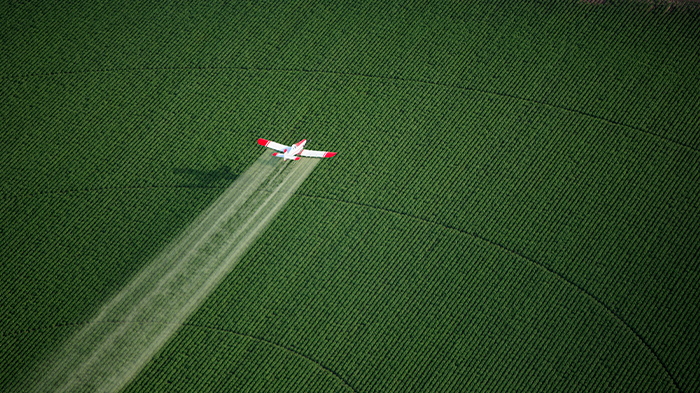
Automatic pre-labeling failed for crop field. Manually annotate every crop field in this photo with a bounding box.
[1,0,699,392]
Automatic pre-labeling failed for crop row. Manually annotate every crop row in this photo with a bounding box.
[124,327,349,392]
[2,1,699,391]
[2,2,699,147]
[167,198,676,392]
[3,64,698,391]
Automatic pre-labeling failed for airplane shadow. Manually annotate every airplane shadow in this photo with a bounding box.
[172,166,239,187]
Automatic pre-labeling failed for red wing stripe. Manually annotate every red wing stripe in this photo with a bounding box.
[257,138,270,147]
[323,152,337,158]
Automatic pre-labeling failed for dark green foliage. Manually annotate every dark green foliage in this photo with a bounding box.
[123,327,350,393]
[1,0,698,392]
[184,199,676,392]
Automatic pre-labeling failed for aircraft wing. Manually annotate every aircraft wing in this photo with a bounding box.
[257,138,287,152]
[299,149,337,158]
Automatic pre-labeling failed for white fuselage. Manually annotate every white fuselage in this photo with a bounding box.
[274,139,307,161]
[259,137,335,160]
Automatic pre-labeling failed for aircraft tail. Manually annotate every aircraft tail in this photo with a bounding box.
[272,153,299,161]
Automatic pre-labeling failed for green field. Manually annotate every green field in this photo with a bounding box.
[1,0,699,392]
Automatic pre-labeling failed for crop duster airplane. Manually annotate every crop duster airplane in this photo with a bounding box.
[257,138,337,161]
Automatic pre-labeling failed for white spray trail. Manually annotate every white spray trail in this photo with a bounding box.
[30,152,319,393]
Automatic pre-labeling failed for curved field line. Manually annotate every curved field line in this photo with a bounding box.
[1,65,697,154]
[0,181,684,390]
[1,320,356,393]
[1,189,680,391]
[181,322,356,393]
[293,193,682,393]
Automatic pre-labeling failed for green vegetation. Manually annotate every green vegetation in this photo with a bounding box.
[1,0,699,392]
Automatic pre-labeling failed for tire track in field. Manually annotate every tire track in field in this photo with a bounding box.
[294,193,682,393]
[4,320,355,393]
[27,153,318,393]
[179,323,356,393]
[2,65,697,154]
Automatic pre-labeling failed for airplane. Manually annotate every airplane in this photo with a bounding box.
[257,138,337,161]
